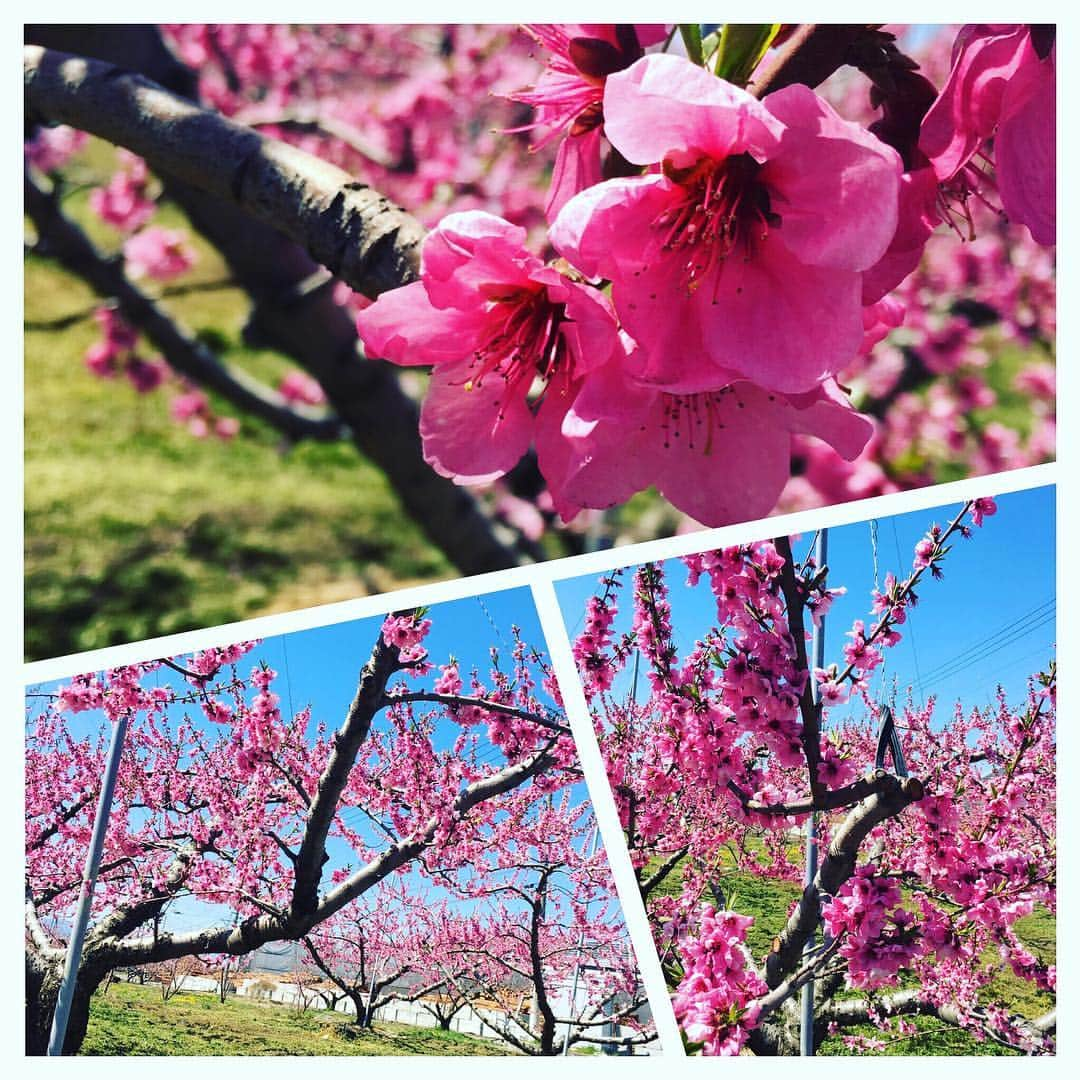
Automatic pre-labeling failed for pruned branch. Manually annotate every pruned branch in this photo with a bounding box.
[764,773,924,989]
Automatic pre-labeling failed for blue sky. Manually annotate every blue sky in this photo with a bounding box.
[556,485,1056,728]
[26,587,602,934]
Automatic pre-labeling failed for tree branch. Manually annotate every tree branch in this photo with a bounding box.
[749,24,877,98]
[764,773,924,989]
[819,989,1055,1052]
[25,168,344,442]
[289,622,405,918]
[24,45,424,299]
[774,534,823,793]
[385,691,570,736]
[24,31,540,575]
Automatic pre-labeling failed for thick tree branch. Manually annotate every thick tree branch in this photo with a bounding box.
[24,45,423,299]
[290,624,405,918]
[728,768,910,818]
[774,534,823,793]
[819,989,1055,1052]
[764,773,924,989]
[25,31,539,575]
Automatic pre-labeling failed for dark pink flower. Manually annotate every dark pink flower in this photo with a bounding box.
[920,25,1055,245]
[355,210,623,484]
[124,355,167,394]
[550,54,903,396]
[89,153,156,234]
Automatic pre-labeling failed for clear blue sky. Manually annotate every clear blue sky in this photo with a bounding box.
[26,587,601,934]
[556,485,1056,727]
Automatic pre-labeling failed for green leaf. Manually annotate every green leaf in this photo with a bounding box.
[678,24,705,67]
[714,24,782,85]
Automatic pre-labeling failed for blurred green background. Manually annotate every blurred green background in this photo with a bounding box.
[25,138,451,662]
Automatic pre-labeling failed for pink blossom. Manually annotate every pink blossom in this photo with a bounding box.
[278,370,327,406]
[920,25,1055,245]
[356,210,623,484]
[25,125,87,173]
[89,154,156,234]
[124,356,168,394]
[123,227,197,281]
[550,54,903,396]
[511,25,666,219]
[970,497,997,526]
[170,390,208,423]
[540,365,872,527]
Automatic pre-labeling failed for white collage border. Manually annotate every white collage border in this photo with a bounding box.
[6,1,1075,1075]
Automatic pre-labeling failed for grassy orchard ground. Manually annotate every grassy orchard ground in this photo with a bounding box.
[82,981,512,1056]
[649,844,1056,1056]
[24,138,1049,660]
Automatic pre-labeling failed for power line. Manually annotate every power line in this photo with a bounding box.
[892,520,925,706]
[917,598,1055,685]
[918,612,1056,692]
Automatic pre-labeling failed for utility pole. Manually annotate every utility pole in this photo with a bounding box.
[562,825,600,1055]
[800,529,827,1057]
[48,714,130,1055]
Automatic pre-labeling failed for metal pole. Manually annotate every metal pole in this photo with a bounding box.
[48,714,129,1056]
[800,529,828,1057]
[364,954,384,1025]
[562,825,599,1055]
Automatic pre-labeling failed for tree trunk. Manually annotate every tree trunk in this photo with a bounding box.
[538,1016,557,1056]
[25,953,105,1056]
[349,992,372,1028]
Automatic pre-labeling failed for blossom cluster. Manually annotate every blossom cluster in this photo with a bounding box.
[570,499,1054,1054]
[355,25,1054,527]
[672,906,768,1055]
[26,25,1055,533]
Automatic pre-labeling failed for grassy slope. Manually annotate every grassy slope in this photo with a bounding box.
[25,141,450,660]
[649,848,1055,1056]
[82,981,511,1056]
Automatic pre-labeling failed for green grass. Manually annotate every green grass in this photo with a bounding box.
[82,981,512,1056]
[25,138,451,660]
[646,845,1055,1056]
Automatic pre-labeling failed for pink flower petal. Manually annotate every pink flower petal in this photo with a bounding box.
[421,211,539,308]
[419,366,534,483]
[355,281,484,365]
[603,54,782,166]
[762,83,902,271]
